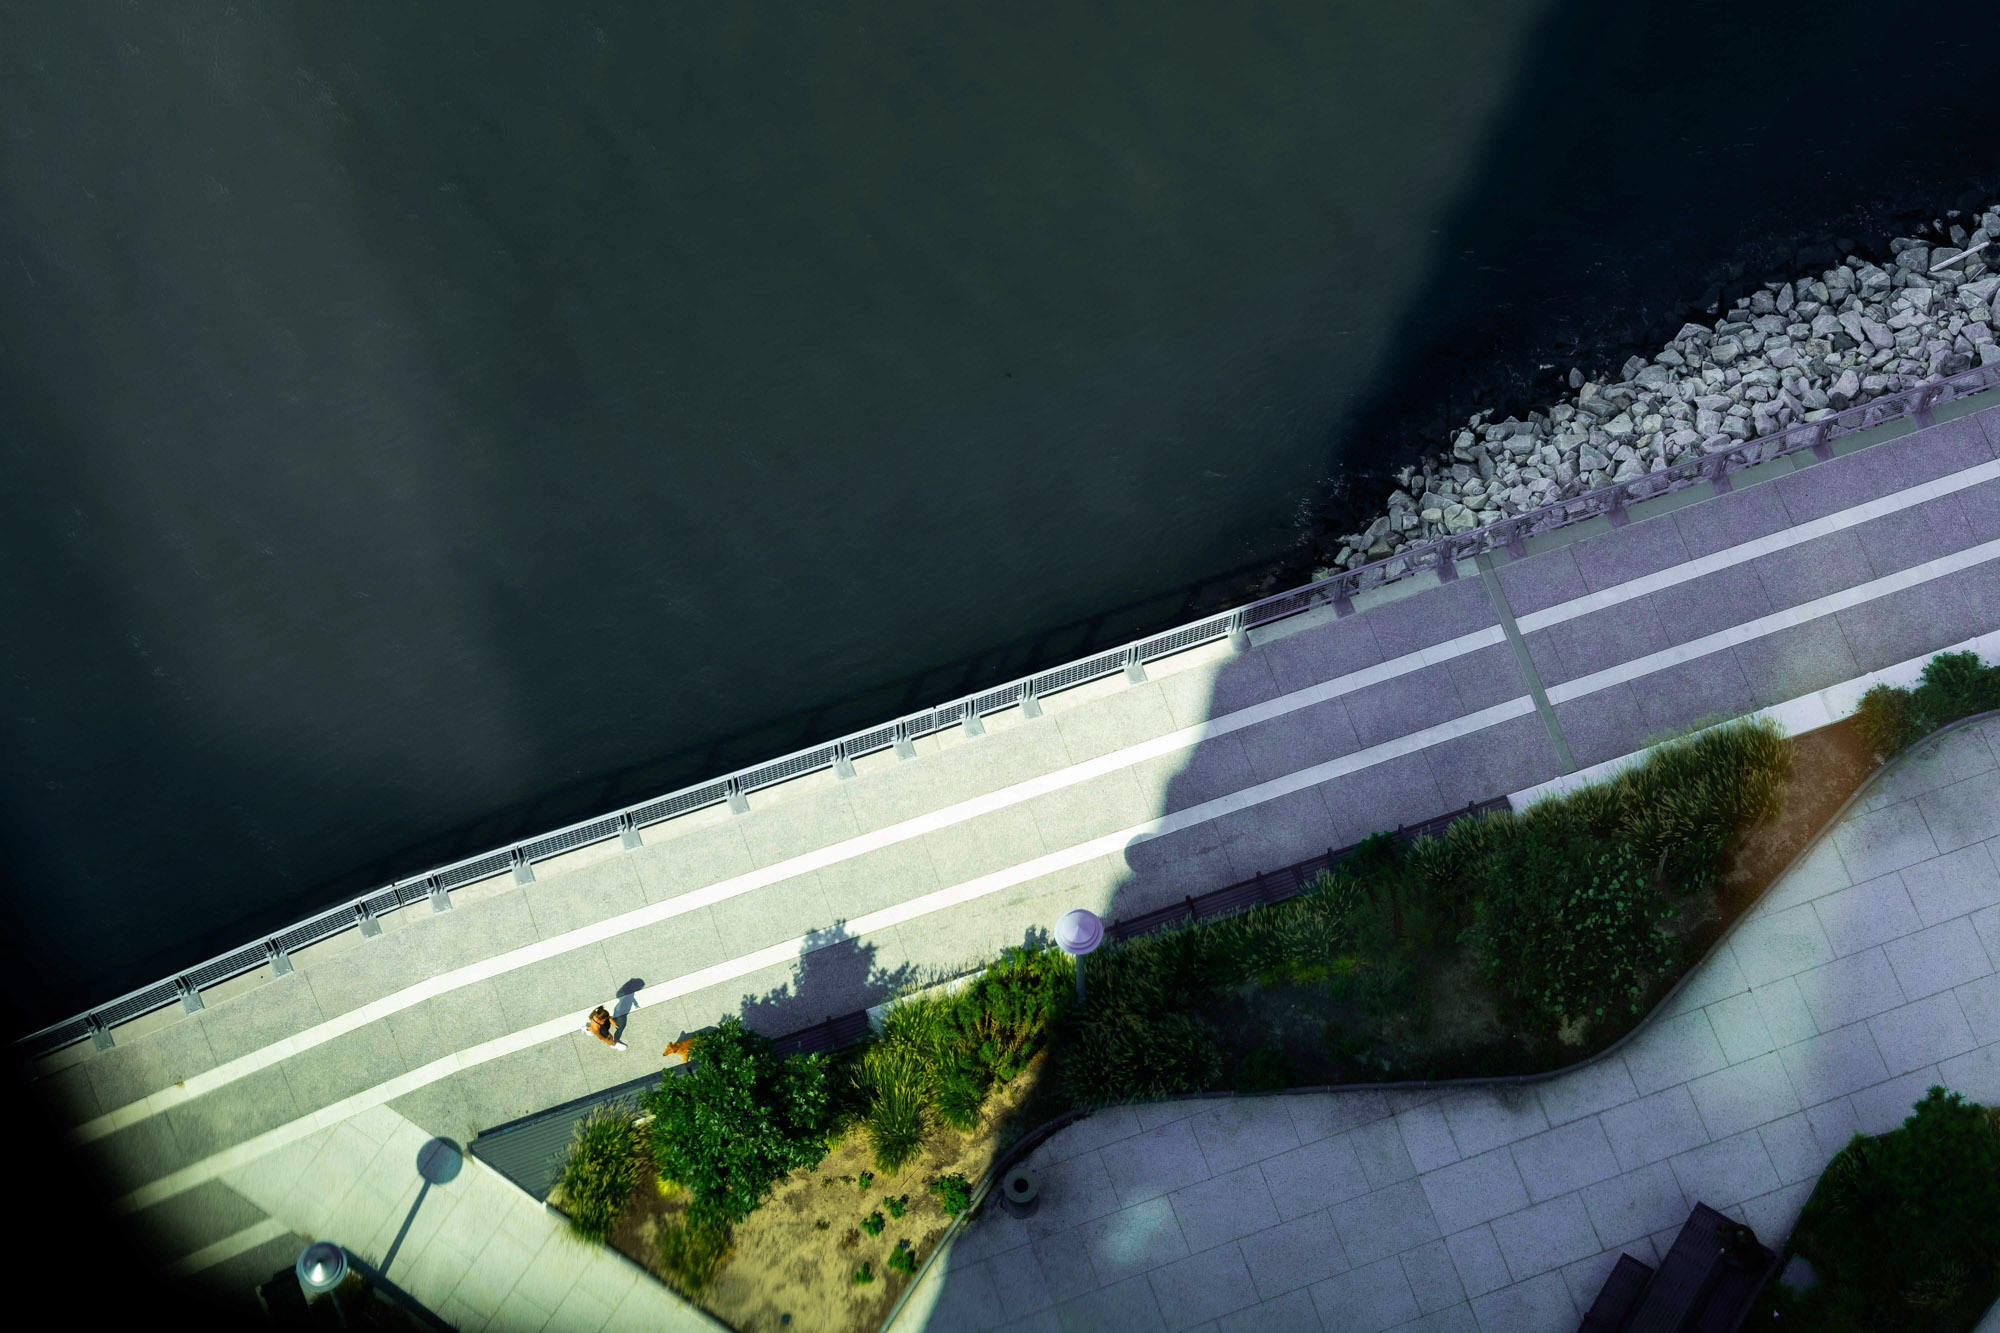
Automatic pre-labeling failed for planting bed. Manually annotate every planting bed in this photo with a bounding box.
[607,1054,1059,1333]
[1197,716,1877,1088]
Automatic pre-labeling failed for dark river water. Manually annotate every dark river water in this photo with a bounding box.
[2,1,1996,1030]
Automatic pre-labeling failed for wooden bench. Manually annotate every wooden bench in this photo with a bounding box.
[1578,1202,1779,1333]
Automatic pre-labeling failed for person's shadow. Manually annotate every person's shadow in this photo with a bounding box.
[610,977,644,1041]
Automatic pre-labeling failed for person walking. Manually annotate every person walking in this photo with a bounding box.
[583,1004,626,1051]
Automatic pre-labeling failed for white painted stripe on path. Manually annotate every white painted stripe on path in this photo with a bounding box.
[160,1216,291,1278]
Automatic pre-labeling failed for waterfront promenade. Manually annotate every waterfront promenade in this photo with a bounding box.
[22,397,2000,1328]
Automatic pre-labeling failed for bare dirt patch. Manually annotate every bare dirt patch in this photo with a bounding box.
[609,1055,1055,1333]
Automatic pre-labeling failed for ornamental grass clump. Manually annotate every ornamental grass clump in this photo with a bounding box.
[871,944,1072,1139]
[657,1215,731,1297]
[859,1043,930,1172]
[550,1108,641,1244]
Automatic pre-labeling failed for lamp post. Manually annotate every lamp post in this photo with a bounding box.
[1054,908,1103,1007]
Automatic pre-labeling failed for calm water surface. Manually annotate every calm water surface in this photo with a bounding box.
[2,2,1995,1026]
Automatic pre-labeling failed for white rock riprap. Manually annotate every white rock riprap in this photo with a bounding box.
[1319,205,2000,575]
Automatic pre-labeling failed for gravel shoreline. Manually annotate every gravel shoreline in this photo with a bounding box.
[1317,202,2000,577]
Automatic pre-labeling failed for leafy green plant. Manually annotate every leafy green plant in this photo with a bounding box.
[887,1239,917,1275]
[855,1170,873,1191]
[657,1215,731,1297]
[860,1210,885,1237]
[642,1016,833,1225]
[883,1194,907,1219]
[852,1263,874,1286]
[1464,832,1673,1034]
[550,1108,640,1244]
[930,1173,972,1217]
[1775,1087,2000,1329]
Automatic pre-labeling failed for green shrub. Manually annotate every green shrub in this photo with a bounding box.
[861,1210,885,1237]
[884,1194,907,1219]
[1855,682,1925,759]
[1465,832,1673,1032]
[930,1173,972,1216]
[860,1043,930,1172]
[852,1263,874,1286]
[1855,651,2000,760]
[1779,1087,2000,1329]
[887,1239,918,1275]
[657,1215,731,1296]
[550,1108,640,1244]
[1231,1045,1289,1094]
[856,1170,873,1191]
[642,1016,833,1225]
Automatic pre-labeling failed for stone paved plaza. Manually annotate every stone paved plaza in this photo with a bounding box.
[899,717,2000,1333]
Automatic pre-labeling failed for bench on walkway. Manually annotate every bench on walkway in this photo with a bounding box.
[1578,1202,1779,1333]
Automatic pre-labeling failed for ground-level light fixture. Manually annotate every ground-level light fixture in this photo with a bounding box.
[295,1240,347,1301]
[1054,907,1103,1006]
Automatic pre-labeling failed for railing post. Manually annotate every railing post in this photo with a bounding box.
[1019,681,1043,719]
[1913,384,1940,428]
[832,741,857,780]
[510,847,536,883]
[1227,609,1251,654]
[725,779,750,815]
[85,1013,113,1051]
[1435,538,1461,581]
[1331,575,1355,618]
[961,704,986,738]
[618,814,643,850]
[1503,519,1527,561]
[426,874,452,913]
[1606,488,1631,528]
[265,938,294,975]
[894,721,918,761]
[356,899,382,938]
[1122,645,1147,684]
[1810,419,1834,463]
[1705,452,1733,495]
[175,976,204,1014]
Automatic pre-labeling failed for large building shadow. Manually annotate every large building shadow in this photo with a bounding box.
[895,0,2000,1325]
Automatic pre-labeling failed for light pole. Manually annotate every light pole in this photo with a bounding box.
[1054,908,1103,1007]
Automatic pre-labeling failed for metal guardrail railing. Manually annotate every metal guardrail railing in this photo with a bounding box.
[465,794,1508,1201]
[19,362,1999,1063]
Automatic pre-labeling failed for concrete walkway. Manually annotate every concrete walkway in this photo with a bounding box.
[896,717,2000,1333]
[18,397,2000,1324]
